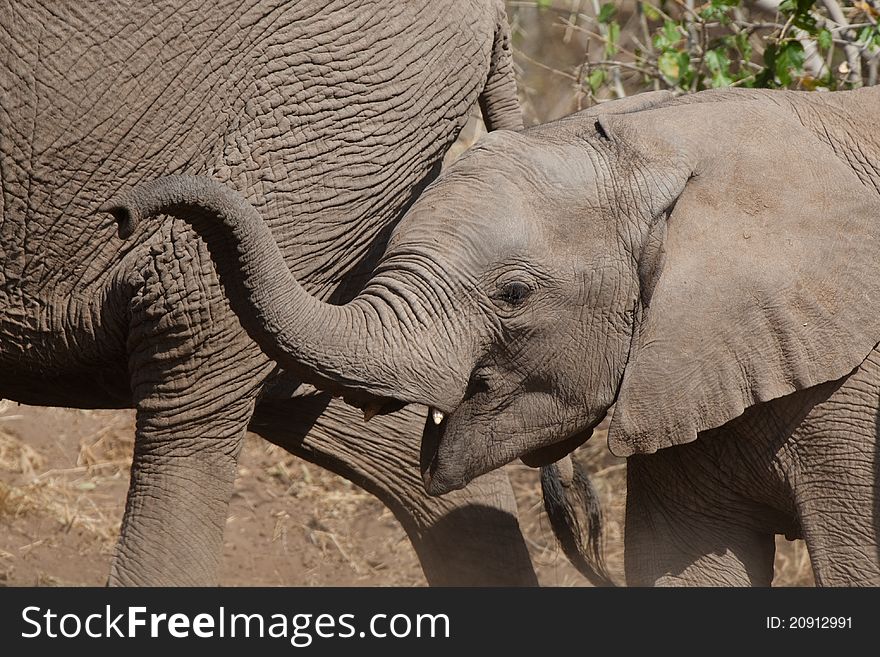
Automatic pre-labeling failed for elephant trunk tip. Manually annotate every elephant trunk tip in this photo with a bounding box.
[99,197,140,239]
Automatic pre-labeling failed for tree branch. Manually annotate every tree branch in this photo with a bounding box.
[821,0,864,86]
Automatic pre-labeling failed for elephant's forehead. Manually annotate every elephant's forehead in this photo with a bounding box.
[389,182,538,253]
[387,134,605,254]
[392,164,542,238]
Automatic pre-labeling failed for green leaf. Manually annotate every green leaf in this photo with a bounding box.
[536,0,552,8]
[653,20,682,51]
[817,28,832,51]
[658,51,681,83]
[792,13,816,31]
[605,21,621,57]
[588,68,606,94]
[704,49,729,74]
[778,0,816,30]
[598,3,617,24]
[664,20,680,45]
[704,48,733,88]
[774,41,805,86]
[699,0,740,22]
[735,31,753,61]
[755,43,778,88]
[711,73,734,88]
[641,2,661,21]
[857,26,880,51]
[778,0,813,12]
[677,51,692,83]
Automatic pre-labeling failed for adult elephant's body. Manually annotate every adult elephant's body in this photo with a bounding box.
[115,86,880,585]
[0,0,536,585]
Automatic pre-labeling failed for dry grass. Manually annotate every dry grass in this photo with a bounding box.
[774,538,815,587]
[0,400,815,587]
[0,431,44,476]
[0,408,133,551]
[230,438,424,586]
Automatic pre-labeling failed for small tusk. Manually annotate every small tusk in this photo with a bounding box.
[363,403,383,423]
[431,409,445,425]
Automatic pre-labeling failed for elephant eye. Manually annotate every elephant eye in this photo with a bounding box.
[497,280,532,306]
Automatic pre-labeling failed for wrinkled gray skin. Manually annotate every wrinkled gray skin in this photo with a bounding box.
[113,85,880,585]
[0,0,540,586]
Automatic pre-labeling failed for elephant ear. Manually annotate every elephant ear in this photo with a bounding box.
[601,99,880,456]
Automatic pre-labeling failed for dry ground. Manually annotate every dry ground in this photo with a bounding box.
[0,400,812,587]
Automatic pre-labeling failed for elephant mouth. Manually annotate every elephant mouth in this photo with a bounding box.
[422,404,497,496]
[419,406,448,494]
[420,403,603,496]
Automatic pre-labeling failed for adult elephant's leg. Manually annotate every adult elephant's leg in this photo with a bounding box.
[110,226,274,586]
[624,453,776,586]
[250,396,538,586]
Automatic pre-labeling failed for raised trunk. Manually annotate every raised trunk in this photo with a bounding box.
[103,175,457,410]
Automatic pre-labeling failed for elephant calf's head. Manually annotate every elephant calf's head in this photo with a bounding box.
[378,129,646,494]
[366,95,880,495]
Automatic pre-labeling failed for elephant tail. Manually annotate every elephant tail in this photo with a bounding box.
[478,1,523,132]
[541,456,615,587]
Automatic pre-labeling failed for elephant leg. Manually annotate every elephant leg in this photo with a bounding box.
[110,226,274,585]
[786,385,880,586]
[111,391,263,585]
[624,454,776,586]
[250,395,538,586]
[795,465,880,585]
[799,514,880,586]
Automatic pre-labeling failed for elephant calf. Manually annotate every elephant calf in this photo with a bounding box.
[107,86,880,586]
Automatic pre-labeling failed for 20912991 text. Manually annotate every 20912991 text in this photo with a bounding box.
[766,616,852,629]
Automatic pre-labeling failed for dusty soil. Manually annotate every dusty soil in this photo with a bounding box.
[0,402,583,586]
[0,400,812,587]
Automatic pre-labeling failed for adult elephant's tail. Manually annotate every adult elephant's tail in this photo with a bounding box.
[540,457,615,587]
[478,1,523,132]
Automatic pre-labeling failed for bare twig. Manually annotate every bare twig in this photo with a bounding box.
[822,0,865,85]
[563,0,583,44]
[672,0,704,22]
[563,19,656,64]
[777,12,797,42]
[638,2,661,90]
[512,48,579,81]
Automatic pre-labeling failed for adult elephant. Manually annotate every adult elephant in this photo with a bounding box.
[0,0,539,586]
[112,86,880,585]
